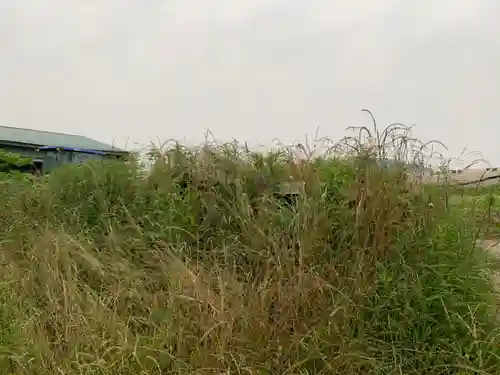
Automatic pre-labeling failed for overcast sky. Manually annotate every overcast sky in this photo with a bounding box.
[0,1,499,165]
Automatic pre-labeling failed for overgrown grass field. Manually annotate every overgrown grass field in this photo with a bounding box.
[0,124,500,374]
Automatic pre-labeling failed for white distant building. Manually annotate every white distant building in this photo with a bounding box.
[405,165,436,185]
[443,167,500,187]
[378,159,500,187]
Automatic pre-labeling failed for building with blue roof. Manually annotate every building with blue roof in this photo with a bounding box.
[0,124,128,173]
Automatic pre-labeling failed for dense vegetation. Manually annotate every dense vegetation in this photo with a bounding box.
[0,122,499,374]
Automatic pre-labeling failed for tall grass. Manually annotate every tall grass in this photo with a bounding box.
[0,121,499,374]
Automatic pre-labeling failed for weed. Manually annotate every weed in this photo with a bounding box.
[0,114,498,374]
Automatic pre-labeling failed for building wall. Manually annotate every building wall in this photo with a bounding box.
[400,165,500,187]
[42,150,106,172]
[71,152,103,164]
[443,168,500,187]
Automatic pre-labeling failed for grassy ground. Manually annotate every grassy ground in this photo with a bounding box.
[448,185,500,238]
[0,140,499,374]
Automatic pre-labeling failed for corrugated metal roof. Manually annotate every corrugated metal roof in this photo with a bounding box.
[0,125,124,152]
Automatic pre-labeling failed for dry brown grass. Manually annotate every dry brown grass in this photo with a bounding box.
[0,118,498,374]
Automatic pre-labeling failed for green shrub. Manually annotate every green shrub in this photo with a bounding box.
[0,124,497,374]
